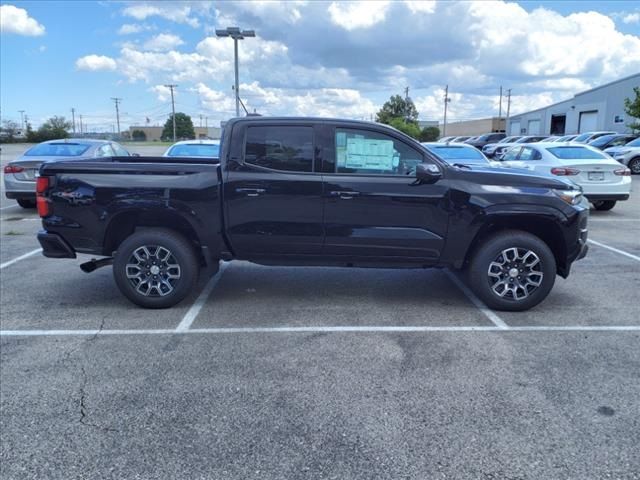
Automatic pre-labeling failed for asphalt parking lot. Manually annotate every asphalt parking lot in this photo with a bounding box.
[1,143,639,479]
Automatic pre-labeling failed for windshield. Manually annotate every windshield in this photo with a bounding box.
[428,146,487,163]
[546,146,607,160]
[589,135,617,146]
[500,136,520,143]
[166,143,220,157]
[626,138,640,147]
[25,143,91,156]
[573,133,592,143]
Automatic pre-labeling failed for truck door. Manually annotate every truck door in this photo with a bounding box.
[321,125,449,261]
[224,123,324,257]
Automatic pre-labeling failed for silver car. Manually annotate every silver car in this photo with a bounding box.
[3,138,131,208]
[163,139,220,159]
[604,137,640,174]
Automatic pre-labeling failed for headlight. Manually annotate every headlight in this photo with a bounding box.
[553,189,583,205]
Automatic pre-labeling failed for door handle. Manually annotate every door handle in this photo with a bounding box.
[330,190,360,200]
[236,188,266,197]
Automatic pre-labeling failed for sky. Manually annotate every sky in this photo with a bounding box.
[1,0,639,132]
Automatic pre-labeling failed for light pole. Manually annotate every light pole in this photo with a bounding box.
[215,27,255,117]
[442,85,451,137]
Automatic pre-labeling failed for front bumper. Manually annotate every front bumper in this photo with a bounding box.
[37,231,77,259]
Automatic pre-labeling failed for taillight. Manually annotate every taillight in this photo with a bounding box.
[3,165,24,174]
[36,176,50,217]
[614,168,631,176]
[551,167,580,176]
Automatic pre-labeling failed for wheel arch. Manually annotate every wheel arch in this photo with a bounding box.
[461,214,568,276]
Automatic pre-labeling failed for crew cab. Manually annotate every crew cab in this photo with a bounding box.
[36,117,589,311]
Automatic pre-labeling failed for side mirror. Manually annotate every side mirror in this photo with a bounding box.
[416,163,442,184]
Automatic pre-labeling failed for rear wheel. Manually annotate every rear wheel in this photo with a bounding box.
[17,199,36,208]
[468,230,556,311]
[628,157,640,175]
[592,200,616,211]
[113,228,199,308]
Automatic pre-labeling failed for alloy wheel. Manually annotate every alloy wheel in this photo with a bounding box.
[487,247,544,301]
[125,245,181,297]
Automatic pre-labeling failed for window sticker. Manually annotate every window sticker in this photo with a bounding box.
[342,137,398,171]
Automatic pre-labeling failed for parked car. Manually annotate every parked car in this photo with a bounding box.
[466,132,507,149]
[543,136,561,142]
[36,117,588,311]
[588,134,638,151]
[494,136,548,159]
[437,136,457,143]
[3,139,131,208]
[553,135,578,142]
[571,131,617,144]
[604,137,640,174]
[452,136,472,143]
[422,142,498,167]
[163,139,220,159]
[482,136,522,158]
[499,143,631,210]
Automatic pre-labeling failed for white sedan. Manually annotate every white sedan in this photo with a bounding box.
[163,139,220,159]
[499,143,632,211]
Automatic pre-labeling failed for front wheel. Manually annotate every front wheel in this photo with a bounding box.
[468,231,556,311]
[628,157,640,175]
[113,228,199,308]
[592,200,616,211]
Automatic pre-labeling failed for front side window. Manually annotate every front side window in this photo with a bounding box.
[518,147,542,161]
[245,126,313,172]
[111,143,130,156]
[335,128,423,175]
[95,144,115,157]
[502,147,521,161]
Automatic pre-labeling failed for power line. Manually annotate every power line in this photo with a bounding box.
[164,84,178,141]
[110,98,122,136]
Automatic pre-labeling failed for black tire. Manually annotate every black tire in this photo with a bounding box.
[628,157,640,175]
[468,230,556,311]
[113,228,199,308]
[17,199,36,208]
[592,200,616,211]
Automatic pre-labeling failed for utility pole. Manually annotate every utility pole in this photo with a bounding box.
[199,114,203,128]
[205,116,208,128]
[505,89,512,135]
[216,27,256,117]
[404,86,411,121]
[79,114,83,135]
[18,110,25,130]
[71,108,76,134]
[111,98,122,136]
[443,85,451,137]
[164,84,178,141]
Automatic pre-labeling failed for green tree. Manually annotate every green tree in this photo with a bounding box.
[376,94,419,125]
[419,126,440,142]
[131,129,147,141]
[0,120,20,143]
[624,86,640,133]
[26,116,72,142]
[162,113,195,140]
[388,117,421,139]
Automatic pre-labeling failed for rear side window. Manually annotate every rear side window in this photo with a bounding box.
[546,147,607,160]
[518,147,542,161]
[245,126,313,172]
[25,143,90,156]
[335,128,423,175]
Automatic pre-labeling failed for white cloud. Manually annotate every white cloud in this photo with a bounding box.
[622,12,640,24]
[75,54,117,71]
[118,23,154,35]
[150,85,173,102]
[122,1,212,28]
[0,4,45,36]
[143,33,184,51]
[404,1,436,14]
[328,1,390,30]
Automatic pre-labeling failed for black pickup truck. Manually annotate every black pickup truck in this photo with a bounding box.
[36,117,589,311]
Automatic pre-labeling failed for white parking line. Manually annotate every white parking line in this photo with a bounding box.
[444,270,509,329]
[175,262,228,332]
[588,239,640,262]
[0,204,20,211]
[0,248,42,270]
[1,325,639,336]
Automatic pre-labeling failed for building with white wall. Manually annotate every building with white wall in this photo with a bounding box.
[507,73,639,136]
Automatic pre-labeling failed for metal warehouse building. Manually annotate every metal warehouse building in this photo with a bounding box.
[507,73,639,136]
